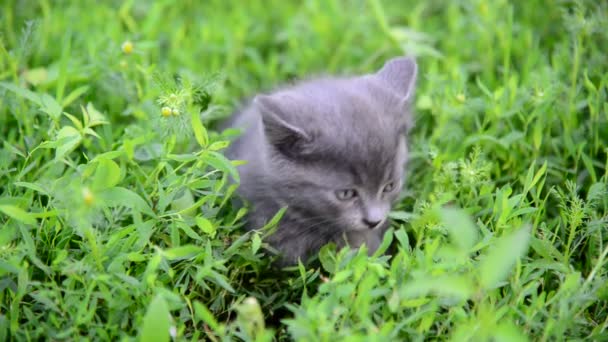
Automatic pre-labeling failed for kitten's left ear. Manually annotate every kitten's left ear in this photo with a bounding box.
[376,56,418,103]
[254,94,313,157]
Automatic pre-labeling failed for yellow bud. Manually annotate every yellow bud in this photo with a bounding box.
[82,187,94,206]
[171,108,180,116]
[456,93,466,103]
[121,40,134,54]
[161,107,172,117]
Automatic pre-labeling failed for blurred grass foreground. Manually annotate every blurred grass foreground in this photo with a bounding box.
[1,0,607,341]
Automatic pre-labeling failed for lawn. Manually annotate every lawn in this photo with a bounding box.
[1,0,607,340]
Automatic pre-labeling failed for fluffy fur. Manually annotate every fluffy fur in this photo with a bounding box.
[225,57,418,265]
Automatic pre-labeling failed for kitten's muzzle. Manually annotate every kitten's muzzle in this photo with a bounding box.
[362,218,382,229]
[362,204,388,229]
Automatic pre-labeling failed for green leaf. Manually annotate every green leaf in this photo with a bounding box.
[127,252,147,262]
[0,83,63,120]
[529,237,563,261]
[13,182,48,195]
[0,225,18,246]
[208,140,229,151]
[83,127,101,139]
[194,301,221,333]
[0,308,7,342]
[332,270,352,283]
[251,233,262,254]
[90,150,124,162]
[203,151,239,183]
[523,161,547,194]
[372,227,393,257]
[224,231,252,256]
[586,182,606,206]
[171,188,196,216]
[479,225,531,290]
[318,243,337,273]
[400,275,474,301]
[493,320,529,342]
[83,102,108,127]
[61,85,90,107]
[163,245,203,261]
[92,159,121,190]
[63,112,84,131]
[235,297,265,339]
[55,126,82,160]
[3,141,26,158]
[581,153,597,183]
[175,221,203,241]
[166,153,197,162]
[558,272,582,294]
[22,67,48,86]
[191,110,208,147]
[394,228,410,249]
[98,187,155,216]
[388,210,416,222]
[39,93,63,120]
[440,207,479,251]
[195,216,216,238]
[0,205,37,225]
[0,82,42,105]
[259,207,287,238]
[207,270,235,293]
[139,294,170,342]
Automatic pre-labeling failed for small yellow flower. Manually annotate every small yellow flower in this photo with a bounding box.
[161,107,172,117]
[82,187,94,206]
[171,108,180,116]
[456,93,466,103]
[121,40,134,54]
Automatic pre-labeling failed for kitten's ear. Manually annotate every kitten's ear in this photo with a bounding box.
[376,56,418,102]
[254,94,312,156]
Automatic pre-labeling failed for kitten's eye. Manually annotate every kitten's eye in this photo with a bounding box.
[383,182,395,193]
[336,189,358,201]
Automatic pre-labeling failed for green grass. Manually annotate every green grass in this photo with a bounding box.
[1,0,607,340]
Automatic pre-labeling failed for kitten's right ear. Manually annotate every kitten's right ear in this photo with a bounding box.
[376,56,418,102]
[254,94,312,157]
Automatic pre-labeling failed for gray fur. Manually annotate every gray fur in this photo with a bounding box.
[225,56,418,265]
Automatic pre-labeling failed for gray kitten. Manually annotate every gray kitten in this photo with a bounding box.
[225,57,417,265]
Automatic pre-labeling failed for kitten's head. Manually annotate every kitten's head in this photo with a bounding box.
[256,57,417,233]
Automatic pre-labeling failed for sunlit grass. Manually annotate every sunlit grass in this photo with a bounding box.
[0,0,607,340]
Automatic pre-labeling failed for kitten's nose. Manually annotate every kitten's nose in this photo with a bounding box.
[362,218,382,229]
